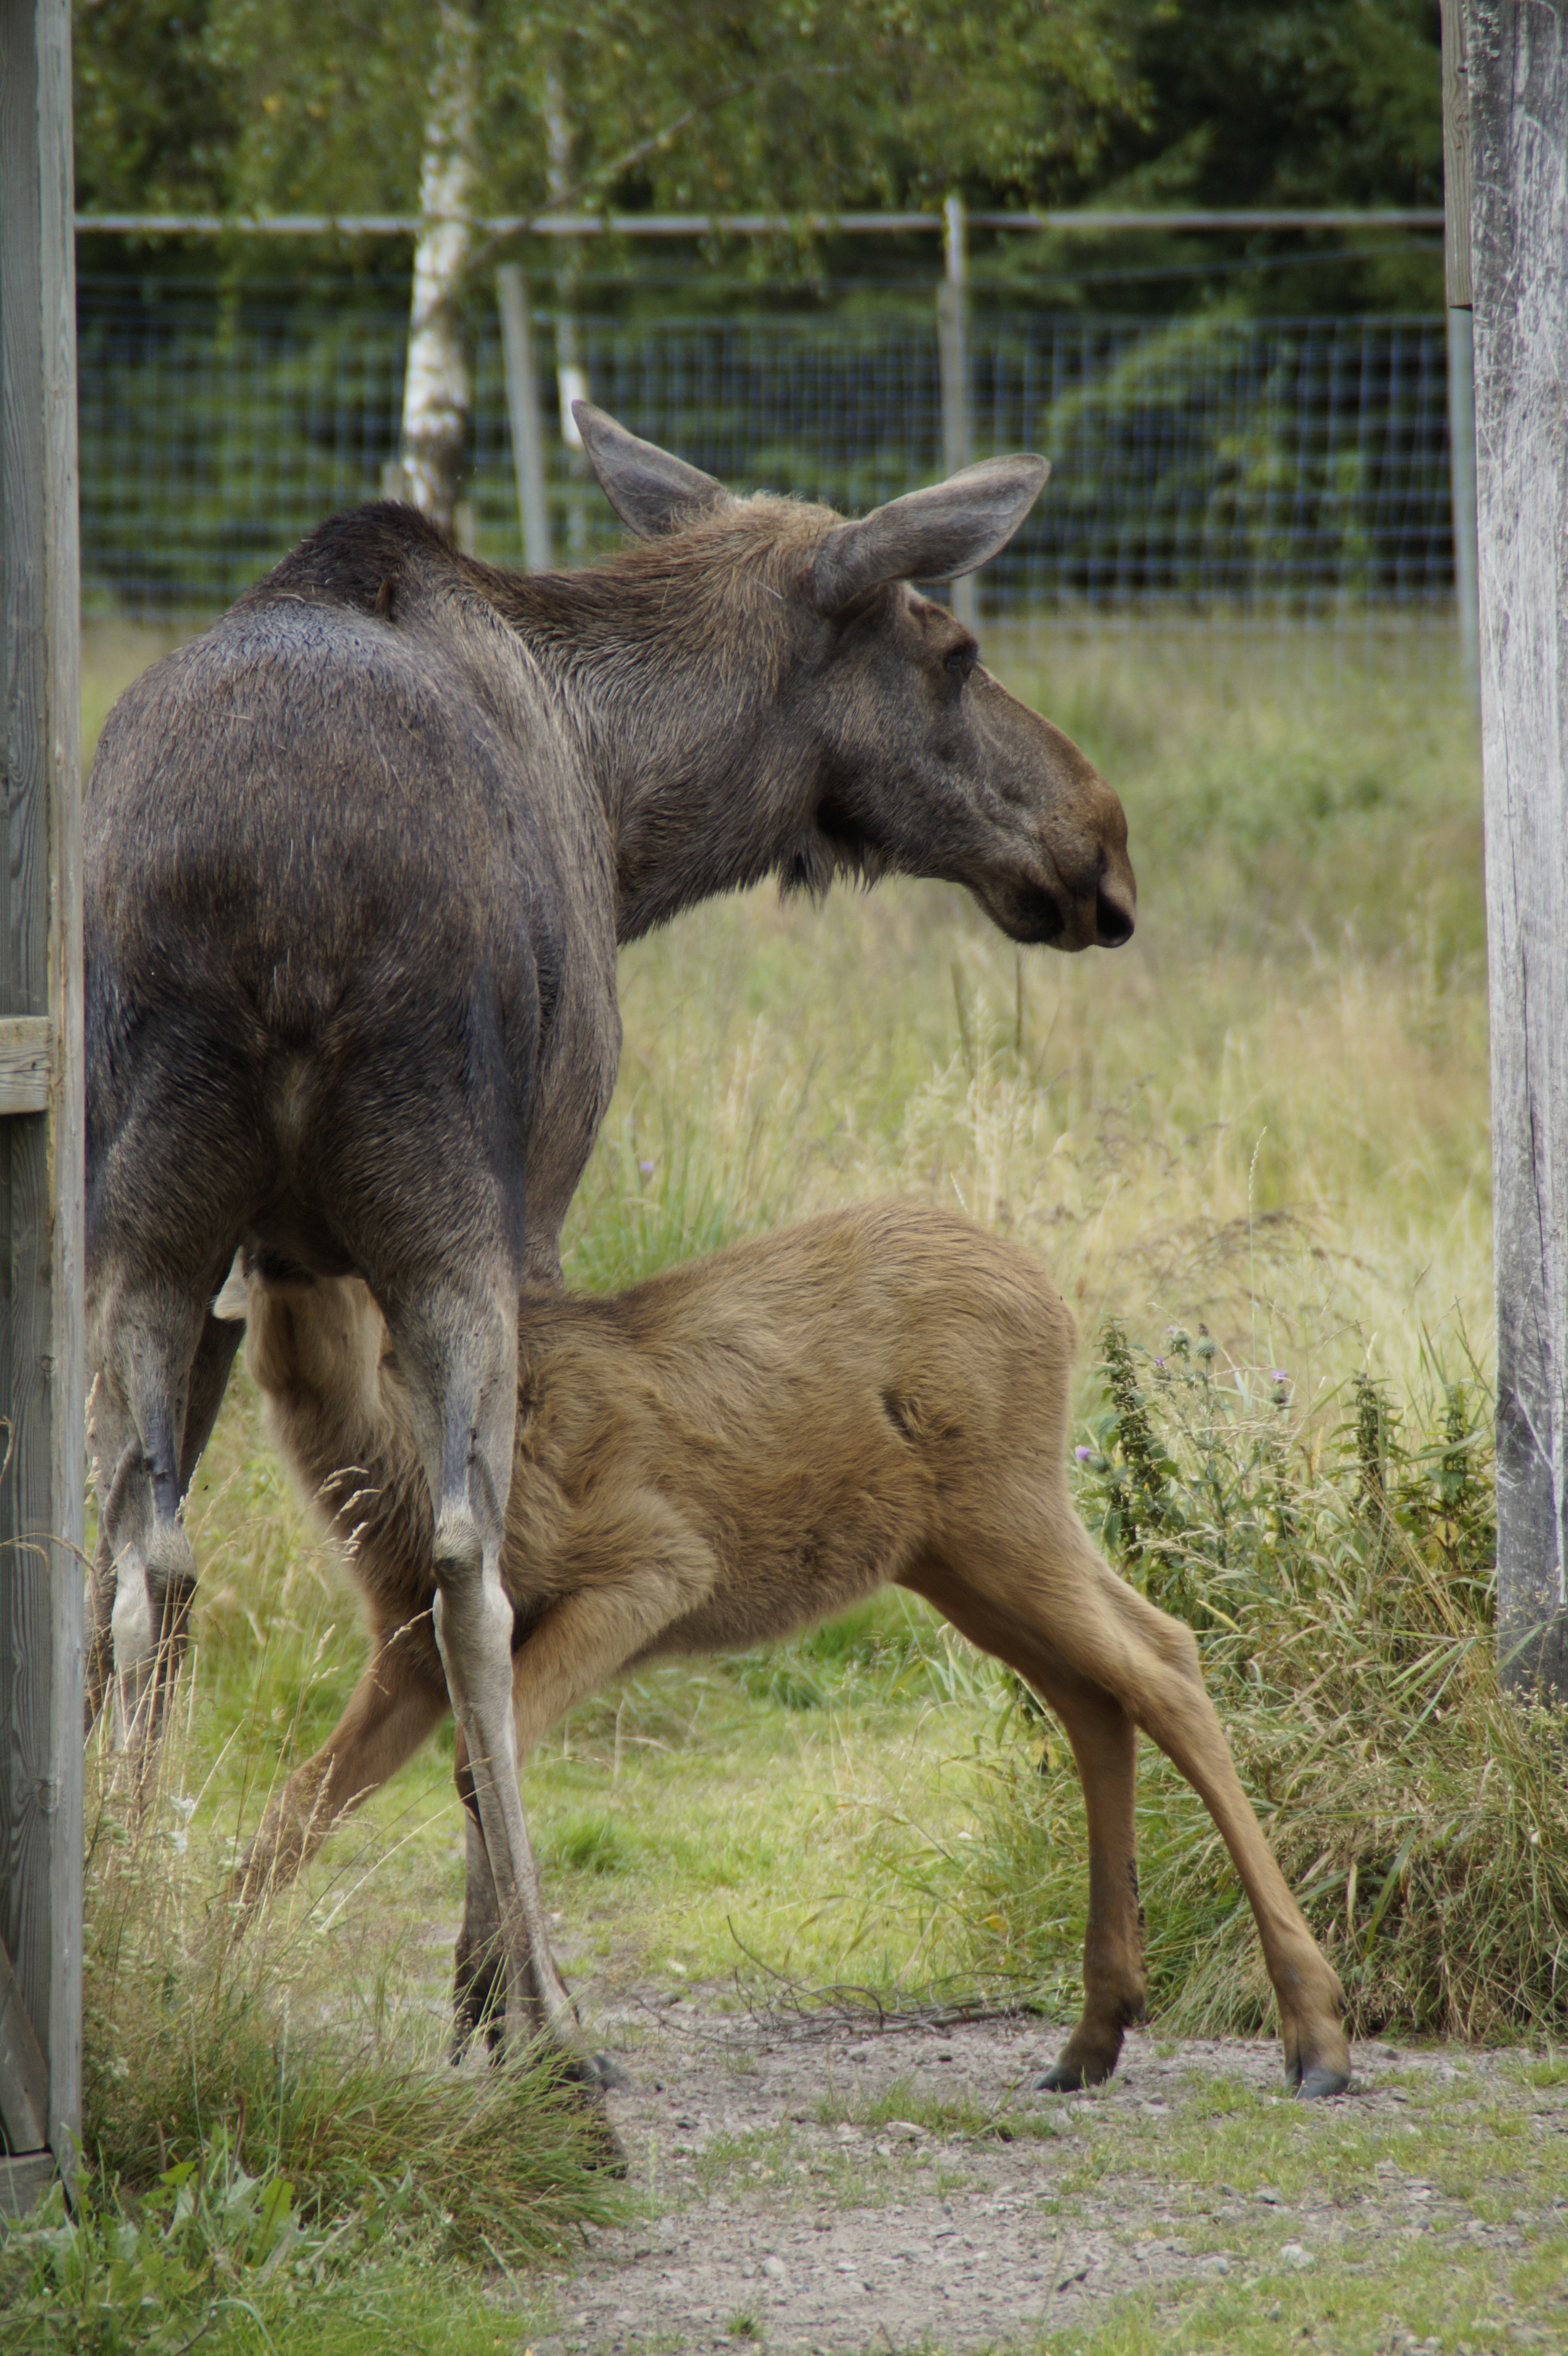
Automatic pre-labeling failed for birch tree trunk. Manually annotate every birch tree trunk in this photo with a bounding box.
[400,0,477,532]
[545,68,592,561]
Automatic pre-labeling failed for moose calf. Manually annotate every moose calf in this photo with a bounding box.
[228,1201,1350,2100]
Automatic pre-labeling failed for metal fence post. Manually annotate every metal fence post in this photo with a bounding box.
[937,194,978,634]
[496,266,554,572]
[0,0,85,2212]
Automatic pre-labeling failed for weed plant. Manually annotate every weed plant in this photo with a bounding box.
[969,1324,1568,2044]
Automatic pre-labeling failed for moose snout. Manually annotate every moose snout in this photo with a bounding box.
[1095,870,1136,947]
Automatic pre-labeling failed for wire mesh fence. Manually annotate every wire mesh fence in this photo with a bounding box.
[79,281,1457,627]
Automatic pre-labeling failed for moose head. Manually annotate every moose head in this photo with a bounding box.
[570,401,1135,953]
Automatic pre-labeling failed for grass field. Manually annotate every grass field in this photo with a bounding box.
[16,614,1557,2356]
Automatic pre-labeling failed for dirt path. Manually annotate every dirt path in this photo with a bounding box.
[523,1995,1566,2356]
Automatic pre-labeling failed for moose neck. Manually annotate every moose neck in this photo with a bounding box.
[481,514,833,944]
[605,666,817,944]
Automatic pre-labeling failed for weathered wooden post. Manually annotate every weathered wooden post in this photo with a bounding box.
[1441,0,1481,702]
[937,194,978,635]
[1467,0,1568,1698]
[0,0,86,2205]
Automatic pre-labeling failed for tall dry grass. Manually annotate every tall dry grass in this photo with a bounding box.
[79,1701,622,2258]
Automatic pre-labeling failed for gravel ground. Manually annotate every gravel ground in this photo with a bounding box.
[518,1997,1567,2355]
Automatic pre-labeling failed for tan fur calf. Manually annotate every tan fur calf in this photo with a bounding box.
[232,1201,1350,2099]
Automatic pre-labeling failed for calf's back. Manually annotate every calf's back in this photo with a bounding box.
[253,1202,1081,1654]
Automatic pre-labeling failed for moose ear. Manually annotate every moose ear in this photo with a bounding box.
[575,402,731,537]
[812,454,1050,618]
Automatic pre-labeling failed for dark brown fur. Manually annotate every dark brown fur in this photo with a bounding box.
[233,1203,1350,2100]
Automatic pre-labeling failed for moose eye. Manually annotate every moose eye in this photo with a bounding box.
[944,644,978,687]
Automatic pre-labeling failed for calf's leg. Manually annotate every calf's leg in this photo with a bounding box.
[234,1620,449,1906]
[906,1562,1148,2087]
[907,1517,1350,2100]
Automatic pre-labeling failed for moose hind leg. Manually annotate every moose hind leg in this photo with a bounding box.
[382,1270,589,2071]
[923,1524,1349,2100]
[88,1279,213,1761]
[452,1789,505,2057]
[907,1561,1146,2090]
[1031,1681,1146,2091]
[1076,1569,1350,2097]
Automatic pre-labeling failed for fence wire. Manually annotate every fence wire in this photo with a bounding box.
[78,283,1457,625]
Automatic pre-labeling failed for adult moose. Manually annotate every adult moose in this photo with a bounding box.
[85,405,1135,2076]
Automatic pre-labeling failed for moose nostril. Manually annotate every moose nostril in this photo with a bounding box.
[1095,880,1135,947]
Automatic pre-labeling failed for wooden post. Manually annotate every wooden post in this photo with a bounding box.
[1442,0,1481,702]
[496,266,554,572]
[1469,0,1568,1699]
[0,0,85,2206]
[937,195,978,635]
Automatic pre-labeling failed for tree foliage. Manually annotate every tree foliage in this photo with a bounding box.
[1054,0,1444,312]
[74,1,1139,227]
[72,3,1446,319]
[1096,0,1442,214]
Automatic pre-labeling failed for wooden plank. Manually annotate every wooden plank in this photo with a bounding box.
[0,0,85,2175]
[0,2150,55,2215]
[1470,0,1568,1698]
[0,1934,48,2151]
[1447,306,1480,702]
[0,1017,51,1115]
[1442,0,1474,307]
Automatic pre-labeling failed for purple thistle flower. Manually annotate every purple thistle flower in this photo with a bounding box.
[639,1159,655,1176]
[1075,1445,1092,1461]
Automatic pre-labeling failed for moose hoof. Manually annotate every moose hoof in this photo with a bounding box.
[1294,2062,1351,2102]
[1036,2029,1122,2093]
[1034,2060,1083,2093]
[593,2050,631,2091]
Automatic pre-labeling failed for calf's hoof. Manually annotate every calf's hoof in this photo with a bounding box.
[1285,2015,1352,2101]
[1292,2058,1351,2101]
[1035,2024,1126,2094]
[1035,2059,1087,2093]
[1296,2065,1351,2101]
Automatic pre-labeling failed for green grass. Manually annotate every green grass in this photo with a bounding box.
[992,2044,1568,2356]
[61,615,1562,2352]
